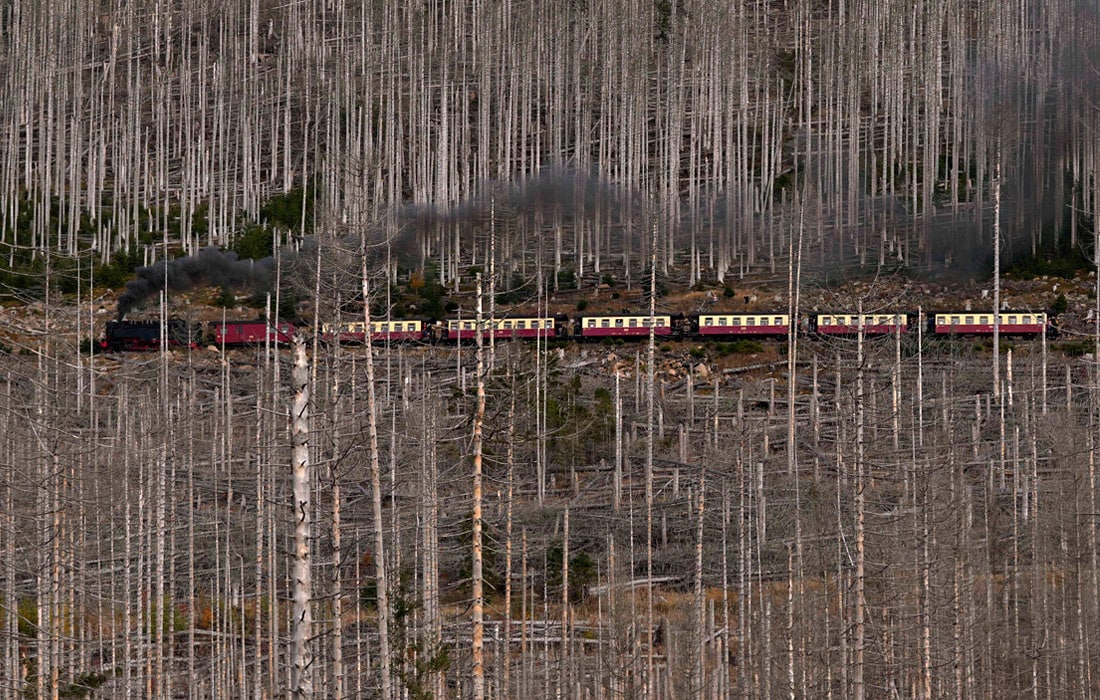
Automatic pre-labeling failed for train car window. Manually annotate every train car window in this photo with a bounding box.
[965,316,974,325]
[951,316,959,325]
[587,319,595,328]
[704,317,713,326]
[503,321,512,329]
[774,317,782,325]
[747,317,755,326]
[629,319,638,327]
[615,318,624,327]
[1007,316,1016,324]
[1021,315,1030,324]
[601,319,610,328]
[642,318,652,327]
[761,317,770,326]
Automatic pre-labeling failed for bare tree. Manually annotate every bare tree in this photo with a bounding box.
[290,336,313,699]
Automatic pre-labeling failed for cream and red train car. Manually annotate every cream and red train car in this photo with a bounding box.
[693,313,790,337]
[813,313,912,335]
[444,316,559,341]
[931,312,1047,336]
[574,314,674,338]
[321,320,427,343]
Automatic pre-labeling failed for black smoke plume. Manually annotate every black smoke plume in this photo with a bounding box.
[116,247,277,319]
[115,169,643,318]
[391,167,649,260]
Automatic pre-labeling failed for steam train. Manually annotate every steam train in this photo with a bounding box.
[100,310,1053,352]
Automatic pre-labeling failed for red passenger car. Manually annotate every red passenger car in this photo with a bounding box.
[211,320,296,346]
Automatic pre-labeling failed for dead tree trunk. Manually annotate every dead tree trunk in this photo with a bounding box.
[472,274,487,700]
[362,251,393,700]
[290,336,313,699]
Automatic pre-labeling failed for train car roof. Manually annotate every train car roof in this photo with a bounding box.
[577,313,673,319]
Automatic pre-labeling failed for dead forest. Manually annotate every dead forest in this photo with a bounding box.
[4,0,1100,698]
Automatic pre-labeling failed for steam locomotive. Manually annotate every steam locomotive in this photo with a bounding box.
[100,310,1052,352]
